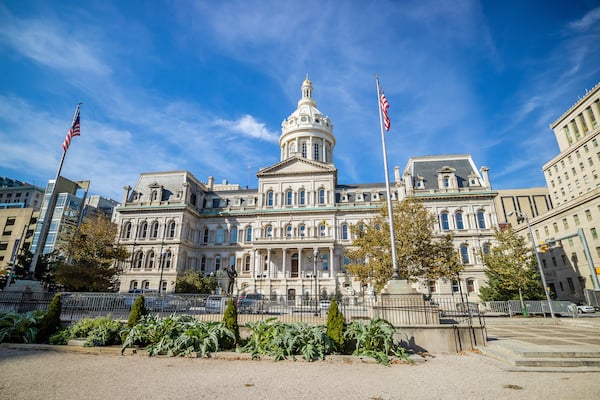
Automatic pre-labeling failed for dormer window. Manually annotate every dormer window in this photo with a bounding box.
[443,177,450,187]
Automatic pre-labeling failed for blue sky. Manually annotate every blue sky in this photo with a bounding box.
[1,0,599,201]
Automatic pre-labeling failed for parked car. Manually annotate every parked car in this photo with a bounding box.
[237,294,269,314]
[575,304,596,314]
[205,295,229,313]
[455,302,480,315]
[123,289,159,307]
[319,299,332,311]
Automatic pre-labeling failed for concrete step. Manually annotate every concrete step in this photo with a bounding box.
[478,342,600,371]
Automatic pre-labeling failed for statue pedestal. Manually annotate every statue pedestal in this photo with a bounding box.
[373,279,440,325]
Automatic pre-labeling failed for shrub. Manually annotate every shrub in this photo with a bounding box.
[37,294,62,343]
[221,298,239,349]
[326,298,346,352]
[127,295,148,327]
[49,329,71,345]
[344,317,409,365]
[241,319,334,362]
[69,316,123,346]
[121,314,233,357]
[0,311,45,344]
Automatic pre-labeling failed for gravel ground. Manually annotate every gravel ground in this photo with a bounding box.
[0,348,599,400]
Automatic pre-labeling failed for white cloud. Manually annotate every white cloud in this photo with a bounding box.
[213,115,279,143]
[568,7,600,31]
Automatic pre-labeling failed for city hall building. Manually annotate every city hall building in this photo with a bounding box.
[113,78,498,300]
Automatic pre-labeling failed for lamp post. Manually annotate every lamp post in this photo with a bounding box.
[158,250,167,295]
[313,249,319,316]
[511,211,555,318]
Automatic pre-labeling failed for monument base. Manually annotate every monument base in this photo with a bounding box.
[374,279,440,325]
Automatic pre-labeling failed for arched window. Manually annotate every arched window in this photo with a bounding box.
[477,211,486,229]
[482,243,491,254]
[216,227,224,243]
[245,226,253,242]
[267,191,274,206]
[440,213,450,230]
[167,221,176,238]
[299,224,306,237]
[341,224,349,240]
[266,225,273,237]
[230,227,238,243]
[301,142,307,158]
[319,224,326,237]
[286,224,293,238]
[122,222,132,239]
[466,279,476,293]
[455,212,464,230]
[460,245,470,264]
[147,251,155,269]
[163,250,172,269]
[129,281,138,291]
[150,221,159,239]
[134,251,143,269]
[318,189,325,204]
[202,228,209,244]
[451,280,460,293]
[200,256,206,272]
[142,280,150,290]
[229,255,236,268]
[244,255,251,271]
[299,190,305,205]
[443,177,450,187]
[313,143,320,160]
[428,280,437,293]
[139,222,148,238]
[286,190,293,206]
[152,190,158,201]
[215,255,221,271]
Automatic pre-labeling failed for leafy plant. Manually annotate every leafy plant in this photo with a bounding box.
[344,318,409,365]
[241,319,334,362]
[121,314,233,357]
[37,294,62,343]
[0,311,45,344]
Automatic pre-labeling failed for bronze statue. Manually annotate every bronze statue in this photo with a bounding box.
[226,265,237,295]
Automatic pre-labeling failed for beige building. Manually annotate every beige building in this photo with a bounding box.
[114,78,498,301]
[0,207,37,285]
[513,82,600,302]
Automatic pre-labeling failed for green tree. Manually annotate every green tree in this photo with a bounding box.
[37,294,62,343]
[222,298,239,349]
[479,227,545,305]
[127,295,148,327]
[345,197,463,291]
[174,270,217,293]
[326,298,346,352]
[54,214,129,292]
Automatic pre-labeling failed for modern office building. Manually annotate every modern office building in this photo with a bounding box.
[511,82,600,303]
[113,77,498,300]
[30,177,89,258]
[0,177,44,210]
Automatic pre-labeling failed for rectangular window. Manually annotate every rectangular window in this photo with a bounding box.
[553,222,559,233]
[562,218,569,229]
[591,228,598,240]
[585,210,592,221]
[544,226,550,235]
[573,214,580,225]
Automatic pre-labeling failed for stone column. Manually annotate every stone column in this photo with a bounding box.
[568,120,578,139]
[583,108,594,132]
[591,101,600,127]
[575,115,586,137]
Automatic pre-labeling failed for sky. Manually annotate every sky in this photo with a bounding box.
[1,0,599,201]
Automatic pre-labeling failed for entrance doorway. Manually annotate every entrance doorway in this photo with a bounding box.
[291,253,299,278]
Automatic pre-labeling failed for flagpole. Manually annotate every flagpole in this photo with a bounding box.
[375,75,400,280]
[30,103,82,279]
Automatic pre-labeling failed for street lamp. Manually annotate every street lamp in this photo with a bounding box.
[313,249,319,316]
[510,211,555,318]
[158,250,167,295]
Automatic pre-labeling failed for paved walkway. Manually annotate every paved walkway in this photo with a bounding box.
[480,316,600,371]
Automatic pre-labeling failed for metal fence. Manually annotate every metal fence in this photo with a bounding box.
[482,299,577,317]
[0,291,493,327]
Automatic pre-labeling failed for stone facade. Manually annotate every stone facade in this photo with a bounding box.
[113,78,498,301]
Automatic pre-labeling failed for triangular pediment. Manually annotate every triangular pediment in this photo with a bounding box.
[257,156,336,177]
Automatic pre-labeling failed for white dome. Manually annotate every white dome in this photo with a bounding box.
[279,76,335,163]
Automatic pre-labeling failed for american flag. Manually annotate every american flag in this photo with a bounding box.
[379,86,390,131]
[62,106,81,152]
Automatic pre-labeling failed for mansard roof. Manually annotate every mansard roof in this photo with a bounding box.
[406,154,481,188]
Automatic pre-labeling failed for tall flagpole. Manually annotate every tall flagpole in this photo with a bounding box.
[30,103,82,279]
[375,75,400,280]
